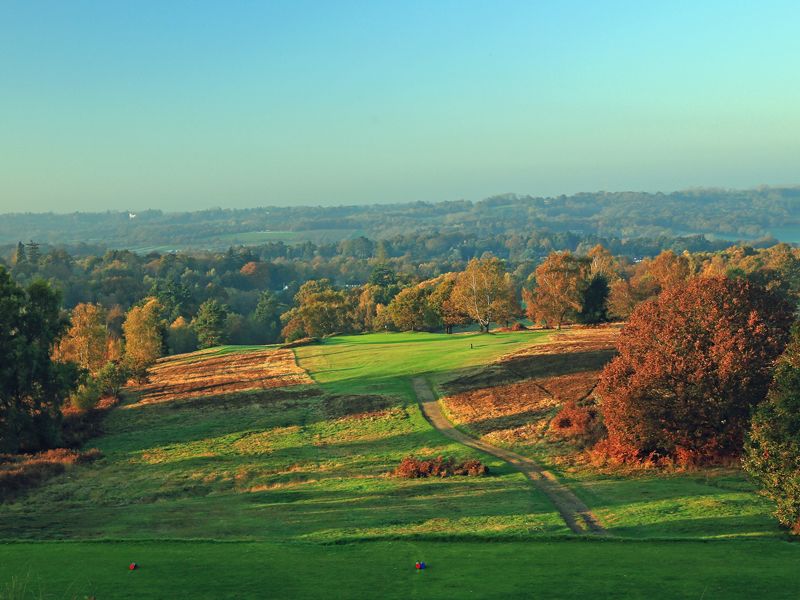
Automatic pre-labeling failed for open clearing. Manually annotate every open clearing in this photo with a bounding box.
[1,329,799,598]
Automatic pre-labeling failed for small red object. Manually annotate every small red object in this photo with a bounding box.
[129,563,137,571]
[415,562,421,570]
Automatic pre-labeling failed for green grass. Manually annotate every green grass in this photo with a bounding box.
[1,330,799,598]
[2,539,799,599]
[0,331,566,543]
[296,331,549,398]
[214,228,364,246]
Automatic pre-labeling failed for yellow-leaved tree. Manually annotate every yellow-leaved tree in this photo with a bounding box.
[122,298,165,378]
[451,257,518,332]
[53,303,109,373]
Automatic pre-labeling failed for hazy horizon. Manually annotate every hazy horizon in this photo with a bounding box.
[2,1,799,213]
[2,184,800,217]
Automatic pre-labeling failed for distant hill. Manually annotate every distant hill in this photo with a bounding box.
[1,187,799,251]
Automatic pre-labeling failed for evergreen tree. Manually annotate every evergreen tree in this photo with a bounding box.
[193,299,229,348]
[578,275,610,324]
[253,291,282,343]
[25,240,41,268]
[13,242,26,266]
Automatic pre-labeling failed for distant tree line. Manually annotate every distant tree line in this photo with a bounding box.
[1,187,799,248]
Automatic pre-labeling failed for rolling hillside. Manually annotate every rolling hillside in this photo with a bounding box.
[1,330,799,598]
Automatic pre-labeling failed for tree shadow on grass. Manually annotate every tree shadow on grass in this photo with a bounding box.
[442,349,616,394]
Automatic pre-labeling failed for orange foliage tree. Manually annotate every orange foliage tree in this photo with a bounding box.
[597,276,792,464]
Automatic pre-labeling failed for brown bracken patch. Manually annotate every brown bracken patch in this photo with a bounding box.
[441,326,620,449]
[136,348,314,406]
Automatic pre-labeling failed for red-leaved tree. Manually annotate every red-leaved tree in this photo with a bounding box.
[596,276,793,465]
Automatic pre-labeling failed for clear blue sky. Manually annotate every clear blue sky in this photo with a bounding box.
[1,1,798,213]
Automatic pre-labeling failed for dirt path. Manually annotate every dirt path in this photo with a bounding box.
[412,377,607,536]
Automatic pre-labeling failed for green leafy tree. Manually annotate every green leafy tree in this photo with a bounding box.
[96,361,131,399]
[167,316,198,354]
[744,323,800,534]
[193,299,229,348]
[0,268,78,452]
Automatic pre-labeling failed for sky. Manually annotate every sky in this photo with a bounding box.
[1,0,799,213]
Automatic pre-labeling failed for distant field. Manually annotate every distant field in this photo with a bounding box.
[212,228,365,247]
[1,331,799,598]
[126,228,366,253]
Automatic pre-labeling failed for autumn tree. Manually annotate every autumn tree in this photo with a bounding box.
[280,280,357,340]
[597,277,792,464]
[353,285,381,332]
[524,251,589,329]
[428,273,470,334]
[167,316,198,354]
[386,285,437,331]
[240,261,272,290]
[193,299,229,348]
[744,323,800,534]
[122,298,166,376]
[587,244,620,281]
[54,303,109,374]
[451,257,515,332]
[608,250,693,319]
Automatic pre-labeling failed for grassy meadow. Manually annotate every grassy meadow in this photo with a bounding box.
[1,330,799,598]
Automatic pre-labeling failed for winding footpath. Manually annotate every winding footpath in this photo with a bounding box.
[412,377,607,536]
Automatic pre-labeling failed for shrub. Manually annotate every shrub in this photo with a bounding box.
[596,276,792,465]
[744,323,800,534]
[70,378,102,411]
[393,455,488,478]
[96,361,130,398]
[550,401,604,447]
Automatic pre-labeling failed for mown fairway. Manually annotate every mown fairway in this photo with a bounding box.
[1,330,799,598]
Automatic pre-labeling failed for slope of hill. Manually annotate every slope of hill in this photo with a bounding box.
[1,331,799,598]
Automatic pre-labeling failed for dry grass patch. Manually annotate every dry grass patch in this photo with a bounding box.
[441,326,620,452]
[445,325,620,394]
[136,348,313,406]
[0,449,103,501]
